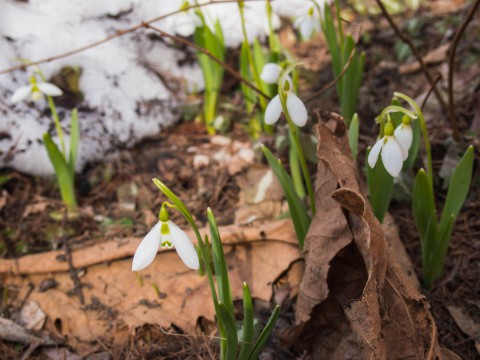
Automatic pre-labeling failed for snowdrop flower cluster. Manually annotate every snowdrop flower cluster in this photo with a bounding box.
[11,75,63,103]
[132,205,199,271]
[262,63,308,127]
[272,0,331,39]
[368,118,413,177]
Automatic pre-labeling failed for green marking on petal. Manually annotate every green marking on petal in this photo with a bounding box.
[161,240,173,248]
[161,222,170,235]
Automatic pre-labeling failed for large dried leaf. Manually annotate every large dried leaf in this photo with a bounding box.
[2,220,300,352]
[288,110,442,359]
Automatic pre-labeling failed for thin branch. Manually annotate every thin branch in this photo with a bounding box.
[374,0,460,139]
[447,0,480,136]
[305,47,356,103]
[421,74,441,111]
[142,23,270,100]
[0,0,251,76]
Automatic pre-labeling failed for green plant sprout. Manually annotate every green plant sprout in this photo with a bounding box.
[132,179,279,359]
[367,92,474,289]
[320,0,365,125]
[11,66,79,213]
[185,2,226,135]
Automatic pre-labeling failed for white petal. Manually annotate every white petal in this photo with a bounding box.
[11,85,32,103]
[286,92,308,127]
[381,137,404,177]
[394,125,413,152]
[260,63,282,84]
[300,19,315,39]
[37,83,63,96]
[264,95,282,125]
[168,221,199,270]
[293,15,307,30]
[132,222,161,271]
[368,138,383,169]
[174,13,200,37]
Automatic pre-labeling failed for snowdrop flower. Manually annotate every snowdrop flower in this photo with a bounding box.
[132,206,199,271]
[265,77,308,127]
[394,116,413,152]
[368,122,408,177]
[293,7,321,39]
[173,10,202,37]
[260,63,283,84]
[11,76,62,103]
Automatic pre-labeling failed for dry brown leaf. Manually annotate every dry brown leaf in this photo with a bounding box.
[20,301,46,331]
[4,220,300,351]
[0,219,296,275]
[446,306,480,342]
[400,43,450,74]
[285,110,442,359]
[382,213,420,289]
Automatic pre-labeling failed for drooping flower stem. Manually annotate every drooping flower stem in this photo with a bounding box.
[35,68,67,156]
[265,0,280,57]
[276,75,315,214]
[46,95,67,156]
[152,178,227,356]
[393,92,433,185]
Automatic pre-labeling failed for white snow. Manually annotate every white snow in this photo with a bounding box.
[0,0,286,175]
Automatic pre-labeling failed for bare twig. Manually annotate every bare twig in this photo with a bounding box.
[0,0,252,76]
[421,74,442,111]
[305,48,356,103]
[63,213,84,305]
[374,0,460,139]
[142,23,270,100]
[447,0,480,136]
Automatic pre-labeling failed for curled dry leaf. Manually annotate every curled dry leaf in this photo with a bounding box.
[283,110,442,359]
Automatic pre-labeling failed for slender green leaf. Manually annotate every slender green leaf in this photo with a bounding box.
[366,147,393,223]
[68,109,79,178]
[207,208,234,315]
[238,283,254,360]
[322,6,341,79]
[43,133,77,208]
[240,41,256,113]
[421,210,437,283]
[218,303,238,360]
[402,116,420,171]
[412,169,435,238]
[248,305,280,360]
[348,114,359,160]
[424,214,453,289]
[439,146,474,229]
[262,145,310,248]
[289,132,306,198]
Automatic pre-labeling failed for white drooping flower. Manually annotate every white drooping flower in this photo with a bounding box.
[368,122,408,177]
[260,63,283,84]
[11,76,63,103]
[394,116,413,152]
[293,6,321,39]
[264,77,308,127]
[173,10,202,37]
[132,207,199,271]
